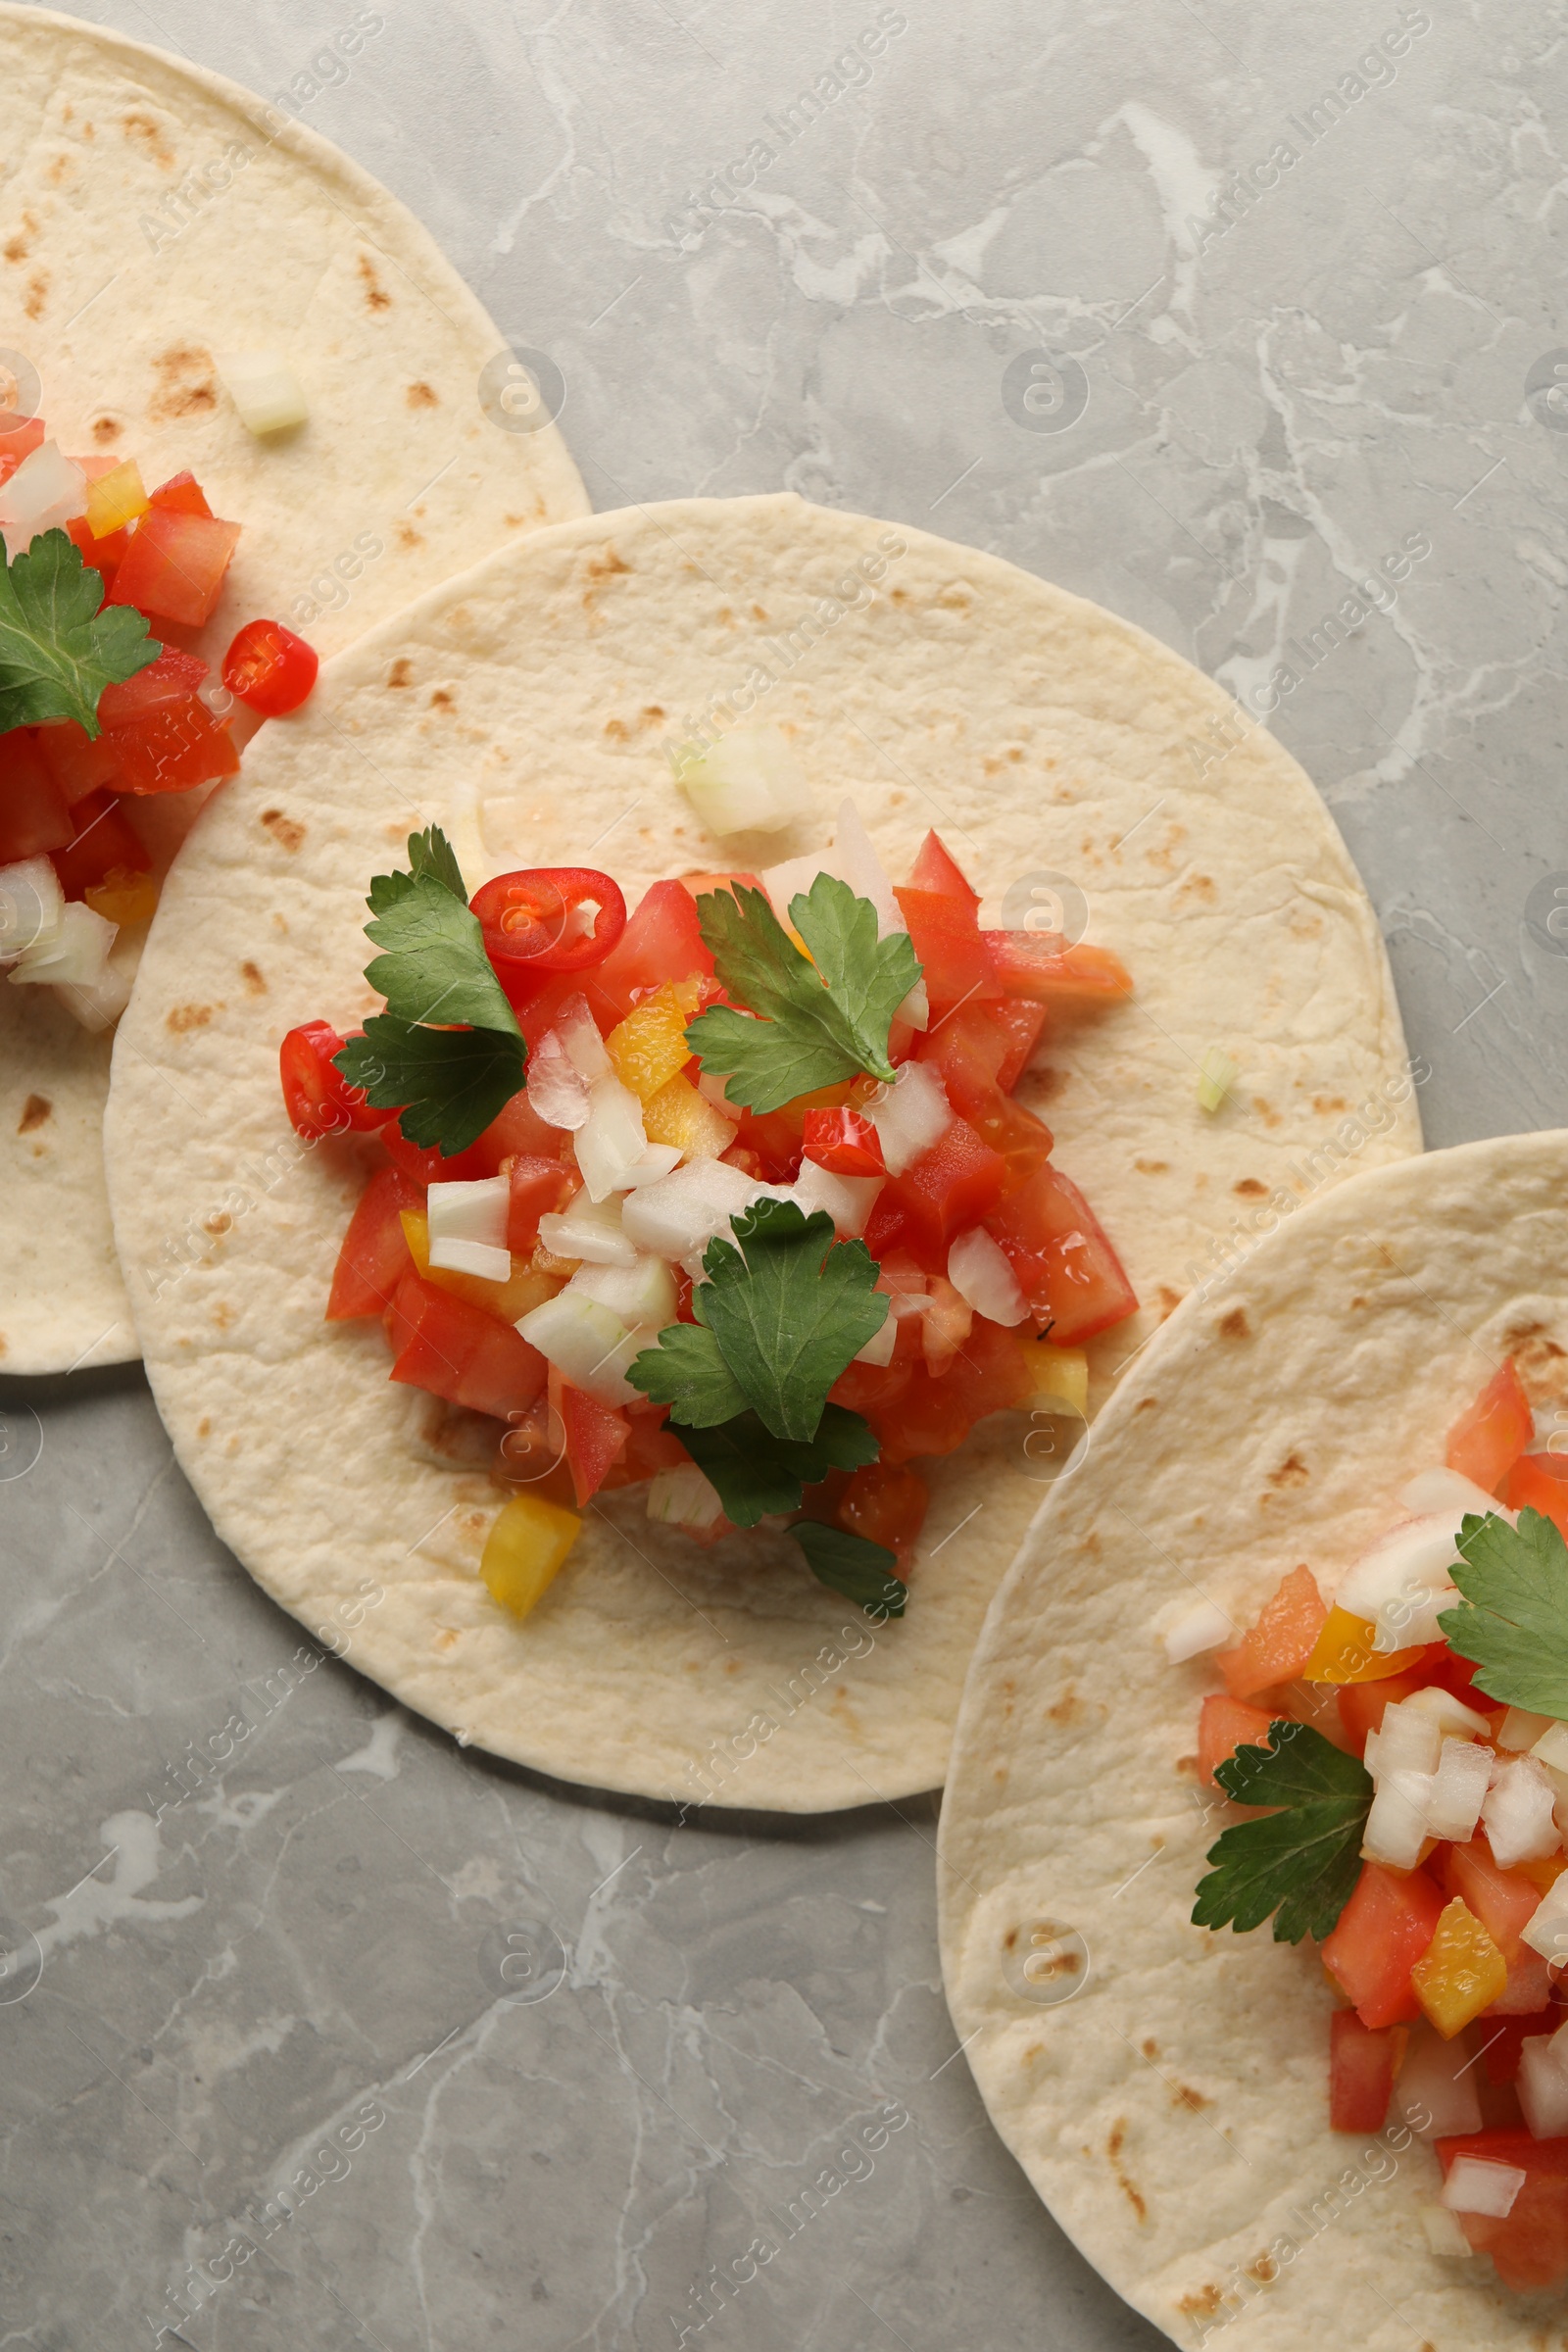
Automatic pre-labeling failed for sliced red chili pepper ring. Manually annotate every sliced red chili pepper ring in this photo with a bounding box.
[471,866,627,976]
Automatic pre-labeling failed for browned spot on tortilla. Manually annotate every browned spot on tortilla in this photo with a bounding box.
[24,273,47,320]
[1247,2252,1278,2282]
[587,549,630,580]
[1250,1095,1281,1129]
[1172,2082,1211,2113]
[91,415,122,445]
[167,1004,212,1033]
[1135,1396,1160,1413]
[358,253,392,310]
[387,658,414,688]
[1143,2037,1158,2057]
[212,1301,235,1331]
[1007,745,1023,761]
[1135,1158,1168,1175]
[18,1094,50,1134]
[429,689,453,710]
[890,587,908,604]
[1028,1065,1065,1102]
[1218,1307,1250,1340]
[1178,873,1215,904]
[1234,1177,1267,1199]
[604,717,628,740]
[1047,1688,1081,1725]
[1267,1453,1308,1492]
[261,809,305,853]
[240,960,267,994]
[434,1627,459,1651]
[1106,2124,1147,2223]
[1175,1753,1199,1780]
[148,344,217,425]
[396,521,423,551]
[1003,1926,1018,1951]
[122,111,174,168]
[1349,1295,1367,1310]
[1157,1287,1183,1318]
[3,233,27,264]
[1313,1095,1347,1115]
[204,1211,232,1238]
[1178,2287,1224,2321]
[197,1416,212,1438]
[642,705,665,724]
[406,380,439,408]
[47,154,73,187]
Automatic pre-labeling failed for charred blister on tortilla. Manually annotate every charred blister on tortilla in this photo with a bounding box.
[1176,1354,1568,2293]
[284,812,1137,1626]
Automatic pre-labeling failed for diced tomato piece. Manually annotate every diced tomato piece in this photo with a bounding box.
[148,469,214,518]
[66,513,129,579]
[278,1021,384,1142]
[1329,2010,1403,2132]
[894,866,997,1022]
[983,931,1134,1004]
[326,1167,421,1320]
[0,416,44,485]
[554,1375,630,1505]
[914,1004,1054,1188]
[829,1353,914,1425]
[1322,1860,1446,2029]
[1435,2129,1568,2292]
[96,649,209,727]
[802,1104,884,1178]
[1482,2016,1554,2085]
[586,880,714,1026]
[600,1407,690,1491]
[387,1268,547,1422]
[505,1154,574,1253]
[1503,1450,1568,1542]
[1337,1662,1435,1758]
[103,695,239,794]
[863,1315,1032,1463]
[0,730,73,859]
[835,1460,928,1555]
[221,617,318,716]
[1446,1837,1549,1968]
[49,789,151,901]
[465,1086,563,1174]
[675,869,760,903]
[888,1118,1006,1260]
[985,1161,1136,1343]
[1216,1566,1330,1701]
[33,719,123,803]
[1197,1693,1278,1790]
[992,997,1048,1092]
[378,1123,488,1186]
[1446,1358,1533,1495]
[106,508,240,627]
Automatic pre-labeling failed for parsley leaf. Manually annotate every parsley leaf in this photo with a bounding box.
[629,1201,887,1442]
[1439,1507,1568,1719]
[0,527,160,735]
[678,1404,878,1529]
[368,825,467,914]
[791,1521,906,1620]
[1192,1721,1371,1945]
[364,871,521,1039]
[686,876,921,1113]
[337,1017,524,1155]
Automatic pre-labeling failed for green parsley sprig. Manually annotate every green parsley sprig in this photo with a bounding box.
[1191,1721,1372,1945]
[685,875,921,1113]
[1439,1506,1568,1720]
[0,526,161,735]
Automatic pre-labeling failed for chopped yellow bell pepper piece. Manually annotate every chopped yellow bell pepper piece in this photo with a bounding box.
[85,459,148,539]
[605,978,703,1103]
[400,1209,557,1325]
[1022,1343,1088,1418]
[642,1070,734,1160]
[481,1493,580,1620]
[84,869,159,927]
[1301,1604,1426,1685]
[1411,1897,1508,2039]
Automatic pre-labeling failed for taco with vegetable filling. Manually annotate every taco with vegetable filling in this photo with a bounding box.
[940,1131,1568,2344]
[0,1,585,1376]
[106,492,1419,1811]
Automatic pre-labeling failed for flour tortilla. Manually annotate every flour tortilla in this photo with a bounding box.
[0,2,586,1374]
[105,492,1419,1810]
[938,1132,1568,2348]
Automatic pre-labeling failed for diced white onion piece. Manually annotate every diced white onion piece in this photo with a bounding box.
[537,1192,636,1267]
[1364,1701,1443,1780]
[1398,1466,1503,1521]
[8,900,116,988]
[948,1226,1027,1326]
[759,851,825,928]
[1483,1755,1562,1869]
[0,856,64,962]
[647,1461,724,1532]
[515,1292,640,1406]
[556,993,612,1082]
[1373,1586,1458,1653]
[1196,1046,1238,1113]
[1499,1706,1557,1752]
[1337,1514,1464,1650]
[0,440,86,558]
[1361,1769,1435,1870]
[1419,2205,1476,2258]
[427,1174,511,1280]
[853,1306,896,1367]
[1522,1871,1568,1960]
[1401,1686,1493,1740]
[52,964,132,1033]
[566,1253,677,1333]
[620,1157,764,1261]
[620,1145,683,1188]
[1442,2156,1527,2218]
[1425,1738,1494,1843]
[1518,2035,1568,2139]
[575,1074,649,1201]
[1532,1722,1568,1774]
[868,1060,950,1176]
[680,723,810,837]
[696,1069,745,1121]
[214,349,308,435]
[526,1032,590,1131]
[1162,1598,1237,1665]
[1396,2022,1483,2138]
[789,1157,882,1238]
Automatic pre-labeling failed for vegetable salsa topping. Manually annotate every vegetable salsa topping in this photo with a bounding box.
[288,810,1137,1628]
[1179,1358,1568,2292]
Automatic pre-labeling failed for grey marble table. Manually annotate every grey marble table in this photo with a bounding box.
[3,1,1564,2344]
